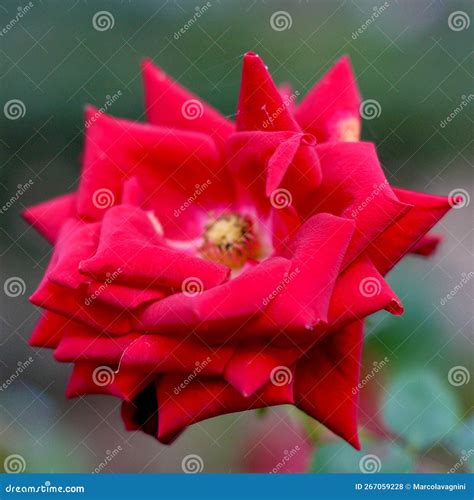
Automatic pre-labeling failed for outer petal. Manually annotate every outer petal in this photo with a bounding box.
[314,142,411,265]
[66,362,149,401]
[409,234,442,257]
[88,282,166,310]
[120,335,235,375]
[142,59,234,153]
[224,341,302,396]
[29,311,68,349]
[47,219,100,289]
[328,255,403,331]
[121,384,159,438]
[368,188,454,275]
[30,279,133,335]
[156,375,294,442]
[295,55,362,142]
[22,193,77,244]
[77,109,231,238]
[54,329,139,364]
[295,320,364,449]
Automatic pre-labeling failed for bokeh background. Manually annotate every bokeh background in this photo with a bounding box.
[0,0,472,473]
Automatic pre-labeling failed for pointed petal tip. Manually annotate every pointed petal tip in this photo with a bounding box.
[387,298,404,316]
[243,51,261,60]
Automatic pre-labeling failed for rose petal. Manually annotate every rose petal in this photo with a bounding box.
[77,109,231,238]
[224,341,302,396]
[368,188,454,275]
[328,255,403,331]
[142,58,234,153]
[79,205,229,290]
[295,55,361,142]
[136,256,293,341]
[66,362,150,401]
[314,141,411,264]
[156,374,294,442]
[294,320,364,449]
[22,193,77,244]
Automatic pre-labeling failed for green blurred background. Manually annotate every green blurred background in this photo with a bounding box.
[0,0,472,473]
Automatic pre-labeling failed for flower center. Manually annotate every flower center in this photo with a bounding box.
[200,213,259,268]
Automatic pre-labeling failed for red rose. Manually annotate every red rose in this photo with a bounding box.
[24,52,455,449]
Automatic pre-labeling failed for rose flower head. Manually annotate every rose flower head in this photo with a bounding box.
[24,52,456,448]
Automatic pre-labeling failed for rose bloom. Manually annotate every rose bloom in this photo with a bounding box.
[24,52,455,449]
